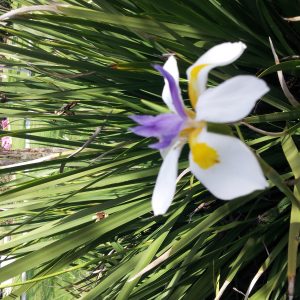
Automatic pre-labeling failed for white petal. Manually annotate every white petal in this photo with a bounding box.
[152,141,183,215]
[162,55,180,112]
[160,143,172,159]
[163,55,179,81]
[196,42,246,66]
[196,75,269,123]
[186,42,246,106]
[189,128,268,200]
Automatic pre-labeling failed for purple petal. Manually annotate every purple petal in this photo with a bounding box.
[149,136,173,149]
[130,113,184,149]
[129,115,156,125]
[153,65,186,119]
[130,113,182,130]
[130,125,159,137]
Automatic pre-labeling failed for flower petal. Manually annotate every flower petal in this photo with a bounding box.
[161,56,180,112]
[130,113,184,149]
[154,58,186,118]
[129,114,158,125]
[187,42,246,108]
[149,136,174,149]
[189,128,268,200]
[152,141,183,215]
[195,75,269,123]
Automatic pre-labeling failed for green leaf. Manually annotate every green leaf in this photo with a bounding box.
[259,60,300,77]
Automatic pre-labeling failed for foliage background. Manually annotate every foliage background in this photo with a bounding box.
[0,0,300,299]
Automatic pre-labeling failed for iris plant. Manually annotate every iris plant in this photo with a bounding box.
[131,42,269,215]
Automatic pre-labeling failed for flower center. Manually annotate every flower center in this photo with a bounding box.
[179,118,219,170]
[180,118,205,138]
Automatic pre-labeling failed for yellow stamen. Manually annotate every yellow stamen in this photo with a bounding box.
[188,64,208,108]
[189,129,219,169]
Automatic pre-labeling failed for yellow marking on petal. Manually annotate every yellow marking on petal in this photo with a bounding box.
[180,127,195,137]
[188,64,208,108]
[188,128,202,145]
[185,108,196,119]
[189,129,219,169]
[180,121,205,138]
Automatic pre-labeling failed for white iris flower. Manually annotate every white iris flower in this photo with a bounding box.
[131,42,269,215]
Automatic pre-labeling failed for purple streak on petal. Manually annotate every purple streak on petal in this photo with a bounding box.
[153,64,186,119]
[130,113,184,149]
